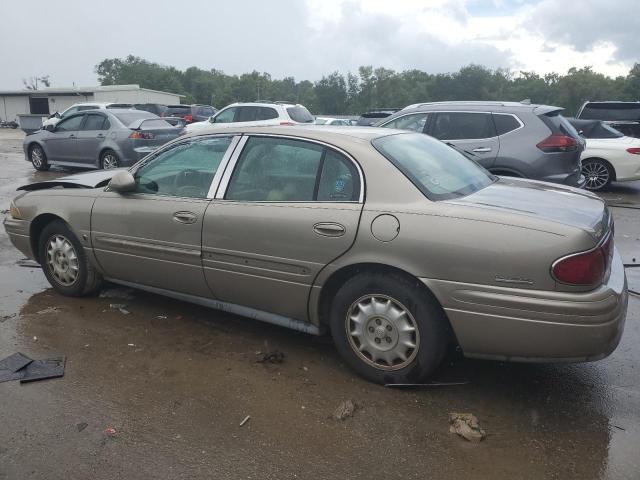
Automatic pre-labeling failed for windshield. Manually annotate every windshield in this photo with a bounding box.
[372,133,495,201]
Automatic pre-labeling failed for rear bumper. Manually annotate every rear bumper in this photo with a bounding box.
[421,248,628,362]
[540,170,586,188]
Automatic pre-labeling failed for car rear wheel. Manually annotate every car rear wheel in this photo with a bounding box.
[329,272,449,384]
[29,144,50,171]
[100,150,119,170]
[582,158,613,191]
[38,220,102,296]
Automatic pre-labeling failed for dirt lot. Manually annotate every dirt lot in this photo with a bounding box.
[1,129,639,479]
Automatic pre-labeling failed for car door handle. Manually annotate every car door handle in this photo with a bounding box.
[313,222,346,237]
[173,211,198,224]
[472,147,491,153]
[68,134,76,138]
[96,134,105,138]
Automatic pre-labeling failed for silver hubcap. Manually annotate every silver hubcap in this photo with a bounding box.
[102,154,118,169]
[46,235,79,286]
[583,161,609,190]
[31,147,43,167]
[345,294,420,371]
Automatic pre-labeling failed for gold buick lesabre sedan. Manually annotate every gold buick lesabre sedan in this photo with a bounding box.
[4,126,628,384]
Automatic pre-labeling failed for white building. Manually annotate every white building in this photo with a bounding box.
[0,84,183,121]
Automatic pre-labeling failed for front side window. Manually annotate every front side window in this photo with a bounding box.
[372,133,494,201]
[382,113,428,132]
[55,115,84,132]
[225,137,360,202]
[430,112,495,140]
[213,107,236,123]
[133,136,233,198]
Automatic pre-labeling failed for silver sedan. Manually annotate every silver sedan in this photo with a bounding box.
[4,125,628,384]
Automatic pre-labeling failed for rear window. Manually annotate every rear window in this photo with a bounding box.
[107,103,133,109]
[286,106,314,123]
[198,106,216,116]
[372,133,494,201]
[113,111,158,126]
[580,103,640,122]
[166,105,191,115]
[542,112,581,139]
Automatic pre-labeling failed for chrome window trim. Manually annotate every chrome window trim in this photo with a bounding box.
[205,135,242,198]
[215,133,365,203]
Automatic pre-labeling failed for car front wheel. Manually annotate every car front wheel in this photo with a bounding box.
[38,220,102,296]
[29,144,50,171]
[329,272,449,384]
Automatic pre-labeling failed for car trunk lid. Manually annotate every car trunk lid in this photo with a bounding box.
[448,177,610,239]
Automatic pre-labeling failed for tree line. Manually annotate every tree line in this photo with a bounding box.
[95,55,640,116]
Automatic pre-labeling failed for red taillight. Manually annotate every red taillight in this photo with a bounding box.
[184,114,193,123]
[280,121,295,126]
[626,147,640,155]
[552,234,613,285]
[129,131,155,140]
[536,134,578,152]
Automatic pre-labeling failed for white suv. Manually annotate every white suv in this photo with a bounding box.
[183,102,314,133]
[42,102,134,128]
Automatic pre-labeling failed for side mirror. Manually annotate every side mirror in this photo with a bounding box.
[43,124,55,132]
[108,170,136,193]
[209,116,216,123]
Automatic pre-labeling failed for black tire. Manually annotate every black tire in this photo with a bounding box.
[29,144,50,171]
[582,158,613,191]
[329,272,449,384]
[38,220,102,297]
[100,149,119,170]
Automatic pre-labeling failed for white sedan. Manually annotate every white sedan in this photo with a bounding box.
[572,119,640,191]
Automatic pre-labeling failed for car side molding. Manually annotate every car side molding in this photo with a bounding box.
[105,278,324,335]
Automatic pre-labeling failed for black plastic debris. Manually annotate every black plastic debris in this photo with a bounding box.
[20,356,66,383]
[256,351,285,364]
[0,352,32,372]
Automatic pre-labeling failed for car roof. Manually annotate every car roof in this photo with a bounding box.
[182,124,400,144]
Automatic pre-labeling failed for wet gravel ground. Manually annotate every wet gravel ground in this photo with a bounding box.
[0,129,639,479]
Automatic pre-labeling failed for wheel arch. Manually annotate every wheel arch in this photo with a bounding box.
[29,213,66,263]
[489,167,525,178]
[315,262,457,342]
[582,156,617,181]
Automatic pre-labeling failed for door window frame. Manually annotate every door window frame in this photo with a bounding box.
[214,134,365,203]
[115,134,242,200]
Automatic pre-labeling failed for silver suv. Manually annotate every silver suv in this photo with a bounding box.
[377,101,586,187]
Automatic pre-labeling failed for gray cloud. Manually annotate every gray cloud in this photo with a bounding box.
[527,0,640,63]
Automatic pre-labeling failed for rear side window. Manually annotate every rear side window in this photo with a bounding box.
[286,106,314,123]
[83,114,107,130]
[317,150,360,201]
[493,114,521,135]
[580,103,640,121]
[235,106,259,122]
[430,112,496,140]
[257,107,279,120]
[381,113,428,132]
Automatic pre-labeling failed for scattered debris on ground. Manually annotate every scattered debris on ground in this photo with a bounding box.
[256,350,285,364]
[109,304,131,315]
[1,313,16,322]
[333,400,356,421]
[99,288,135,300]
[76,422,88,432]
[16,259,40,268]
[0,352,65,384]
[449,413,486,442]
[240,415,251,427]
[36,306,59,315]
[104,427,117,437]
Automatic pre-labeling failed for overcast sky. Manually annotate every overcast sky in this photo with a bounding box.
[0,0,638,89]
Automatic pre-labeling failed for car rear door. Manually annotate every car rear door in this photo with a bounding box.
[202,135,364,322]
[91,135,238,297]
[76,113,109,165]
[427,111,499,168]
[43,114,85,162]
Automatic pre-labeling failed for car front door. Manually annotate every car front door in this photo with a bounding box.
[43,114,85,162]
[202,135,364,322]
[76,113,109,166]
[428,111,499,168]
[91,135,238,297]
